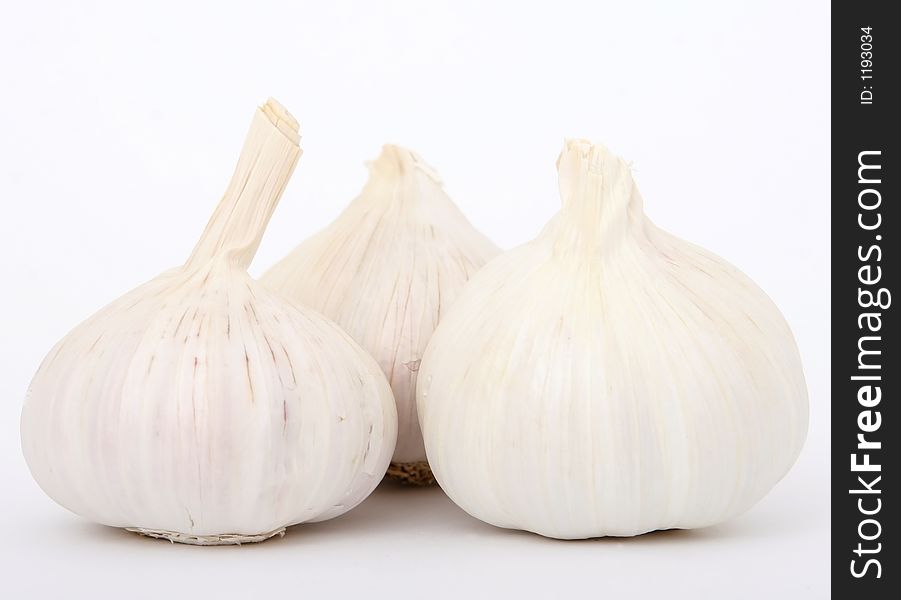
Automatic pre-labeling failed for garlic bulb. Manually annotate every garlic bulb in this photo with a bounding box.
[263,145,498,484]
[21,100,397,545]
[417,140,808,538]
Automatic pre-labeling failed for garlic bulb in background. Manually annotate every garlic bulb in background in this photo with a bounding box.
[418,140,808,538]
[264,145,498,484]
[21,100,397,545]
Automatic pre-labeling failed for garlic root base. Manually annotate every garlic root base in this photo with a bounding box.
[385,461,435,486]
[126,526,286,545]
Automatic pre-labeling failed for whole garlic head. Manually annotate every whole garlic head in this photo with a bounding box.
[263,145,499,484]
[21,100,397,545]
[417,140,808,538]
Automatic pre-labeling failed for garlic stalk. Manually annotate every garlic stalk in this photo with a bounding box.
[417,140,808,538]
[263,145,499,484]
[21,99,397,545]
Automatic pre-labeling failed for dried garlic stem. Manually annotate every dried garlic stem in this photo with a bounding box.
[187,98,301,269]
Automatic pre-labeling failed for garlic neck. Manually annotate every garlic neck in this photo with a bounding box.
[553,139,639,254]
[356,144,446,213]
[186,99,301,271]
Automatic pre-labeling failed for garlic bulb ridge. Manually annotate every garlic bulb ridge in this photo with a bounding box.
[263,145,499,484]
[21,100,397,544]
[417,140,808,538]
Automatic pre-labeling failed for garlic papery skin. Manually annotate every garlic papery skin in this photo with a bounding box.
[417,140,808,539]
[20,100,397,545]
[263,145,499,484]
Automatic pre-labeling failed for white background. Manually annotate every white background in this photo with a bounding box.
[0,1,827,598]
